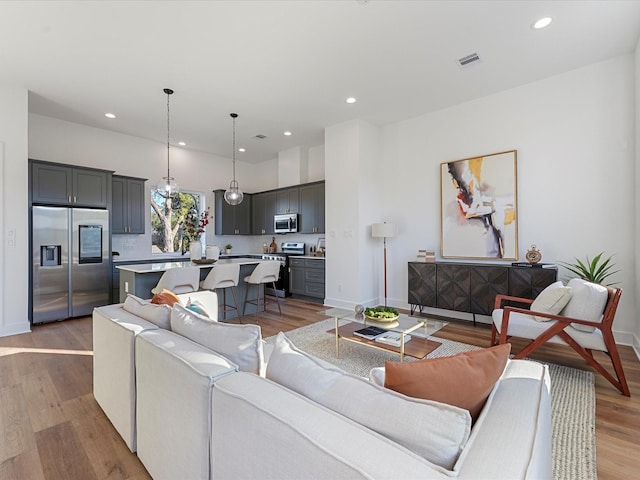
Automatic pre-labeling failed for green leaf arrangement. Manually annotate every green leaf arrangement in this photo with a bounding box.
[557,252,620,286]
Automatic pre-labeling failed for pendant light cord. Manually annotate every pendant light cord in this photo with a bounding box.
[232,113,237,184]
[166,90,171,181]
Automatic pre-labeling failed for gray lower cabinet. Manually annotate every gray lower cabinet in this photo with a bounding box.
[289,257,325,299]
[31,160,110,208]
[408,261,557,317]
[214,190,252,235]
[112,175,146,234]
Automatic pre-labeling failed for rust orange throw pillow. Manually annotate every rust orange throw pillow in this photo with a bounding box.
[384,343,511,422]
[151,289,181,307]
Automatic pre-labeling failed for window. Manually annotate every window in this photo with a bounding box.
[150,190,206,254]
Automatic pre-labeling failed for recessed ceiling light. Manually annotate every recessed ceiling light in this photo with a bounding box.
[346,97,357,104]
[104,113,116,119]
[532,17,552,29]
[238,148,246,153]
[178,141,186,146]
[284,131,292,136]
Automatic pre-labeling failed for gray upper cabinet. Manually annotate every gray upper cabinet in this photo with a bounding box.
[214,190,252,235]
[31,160,110,208]
[112,175,146,234]
[276,187,299,214]
[299,182,325,234]
[252,191,276,235]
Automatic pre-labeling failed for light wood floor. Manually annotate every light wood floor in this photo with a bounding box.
[1,297,638,479]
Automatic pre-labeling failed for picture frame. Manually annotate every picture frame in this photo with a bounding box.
[440,150,518,260]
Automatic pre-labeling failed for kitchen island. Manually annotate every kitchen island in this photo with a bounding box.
[116,257,264,317]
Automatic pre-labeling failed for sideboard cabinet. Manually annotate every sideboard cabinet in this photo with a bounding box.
[408,262,558,321]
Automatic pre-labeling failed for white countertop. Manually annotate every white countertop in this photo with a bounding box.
[116,257,261,274]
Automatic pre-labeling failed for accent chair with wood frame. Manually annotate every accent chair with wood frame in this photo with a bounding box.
[491,281,629,396]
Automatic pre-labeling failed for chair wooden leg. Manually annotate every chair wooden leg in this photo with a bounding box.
[490,323,498,346]
[222,288,227,320]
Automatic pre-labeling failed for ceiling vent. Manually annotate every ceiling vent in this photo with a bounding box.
[457,52,481,68]
[254,134,267,139]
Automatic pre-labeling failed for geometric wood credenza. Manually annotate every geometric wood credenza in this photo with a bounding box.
[408,261,558,324]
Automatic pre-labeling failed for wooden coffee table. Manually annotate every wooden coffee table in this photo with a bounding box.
[322,308,447,362]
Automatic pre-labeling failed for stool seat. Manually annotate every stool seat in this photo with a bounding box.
[200,263,240,320]
[151,267,200,295]
[242,261,282,317]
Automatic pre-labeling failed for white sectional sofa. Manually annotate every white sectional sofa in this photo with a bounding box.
[93,296,552,480]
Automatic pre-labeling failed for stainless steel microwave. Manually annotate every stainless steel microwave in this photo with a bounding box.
[274,213,298,233]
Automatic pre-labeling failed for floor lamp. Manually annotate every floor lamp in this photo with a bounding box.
[371,222,397,307]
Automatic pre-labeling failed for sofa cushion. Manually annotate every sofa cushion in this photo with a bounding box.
[561,278,608,332]
[176,290,219,322]
[151,289,181,307]
[530,281,572,322]
[265,332,471,470]
[185,298,210,318]
[123,294,171,329]
[170,303,264,374]
[383,343,511,422]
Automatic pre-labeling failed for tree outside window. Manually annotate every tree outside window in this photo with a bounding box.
[151,190,206,254]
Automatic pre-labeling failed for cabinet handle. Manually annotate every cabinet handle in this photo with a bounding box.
[74,196,77,203]
[68,195,72,202]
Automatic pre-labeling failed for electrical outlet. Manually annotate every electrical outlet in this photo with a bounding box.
[338,284,342,292]
[125,281,129,293]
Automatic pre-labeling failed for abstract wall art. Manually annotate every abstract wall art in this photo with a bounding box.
[440,150,518,260]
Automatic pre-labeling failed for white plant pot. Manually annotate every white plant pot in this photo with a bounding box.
[190,240,202,261]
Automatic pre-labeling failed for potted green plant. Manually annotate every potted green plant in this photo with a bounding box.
[225,243,233,254]
[557,252,619,286]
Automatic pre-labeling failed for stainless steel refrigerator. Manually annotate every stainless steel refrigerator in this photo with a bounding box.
[31,206,110,324]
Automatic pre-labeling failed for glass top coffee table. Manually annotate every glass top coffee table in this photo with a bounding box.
[322,308,447,362]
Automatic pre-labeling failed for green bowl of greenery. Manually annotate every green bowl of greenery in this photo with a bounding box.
[364,306,399,322]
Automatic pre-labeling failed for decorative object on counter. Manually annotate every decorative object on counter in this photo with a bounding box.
[225,243,233,254]
[354,304,364,314]
[183,207,210,261]
[206,245,220,260]
[154,88,180,199]
[224,113,244,205]
[263,243,268,253]
[371,222,397,307]
[557,252,619,286]
[192,258,217,265]
[525,244,542,264]
[269,237,277,253]
[441,150,517,260]
[316,237,326,256]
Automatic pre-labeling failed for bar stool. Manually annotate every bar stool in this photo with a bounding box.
[242,261,282,317]
[199,263,240,320]
[151,267,200,295]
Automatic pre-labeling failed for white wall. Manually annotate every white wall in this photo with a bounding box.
[373,54,636,342]
[308,144,325,182]
[0,84,29,337]
[635,36,640,355]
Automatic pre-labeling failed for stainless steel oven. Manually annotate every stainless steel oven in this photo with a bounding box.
[263,242,304,297]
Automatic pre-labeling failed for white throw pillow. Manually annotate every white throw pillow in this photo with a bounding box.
[170,303,264,374]
[266,332,471,471]
[561,278,608,333]
[530,281,572,322]
[123,294,172,329]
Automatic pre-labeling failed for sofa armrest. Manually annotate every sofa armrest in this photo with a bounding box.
[135,329,237,480]
[454,360,552,479]
[92,305,159,452]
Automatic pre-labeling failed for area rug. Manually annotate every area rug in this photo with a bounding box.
[266,319,597,480]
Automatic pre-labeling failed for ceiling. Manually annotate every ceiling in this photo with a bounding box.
[1,1,639,164]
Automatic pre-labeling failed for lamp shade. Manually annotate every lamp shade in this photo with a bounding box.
[371,223,397,238]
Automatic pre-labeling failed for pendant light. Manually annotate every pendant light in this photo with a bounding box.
[154,88,180,198]
[224,112,244,205]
